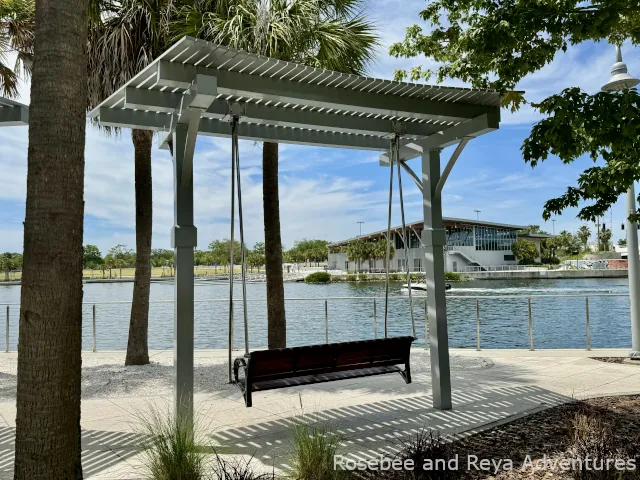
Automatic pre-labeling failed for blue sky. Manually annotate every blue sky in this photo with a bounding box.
[1,0,639,255]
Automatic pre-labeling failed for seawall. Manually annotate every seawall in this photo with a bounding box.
[465,269,628,280]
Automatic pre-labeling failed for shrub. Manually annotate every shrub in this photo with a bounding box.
[566,409,618,480]
[358,273,368,282]
[138,405,206,480]
[289,423,349,480]
[410,273,423,283]
[305,271,331,284]
[444,272,463,282]
[211,454,276,480]
[361,428,456,479]
[389,273,402,282]
[346,275,357,282]
[542,256,561,265]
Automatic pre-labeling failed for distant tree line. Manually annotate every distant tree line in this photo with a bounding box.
[331,238,395,272]
[514,224,614,264]
[21,238,334,274]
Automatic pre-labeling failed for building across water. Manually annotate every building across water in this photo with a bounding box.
[328,217,553,272]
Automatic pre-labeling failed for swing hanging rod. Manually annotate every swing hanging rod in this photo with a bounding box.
[228,102,250,384]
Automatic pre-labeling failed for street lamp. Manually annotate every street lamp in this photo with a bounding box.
[551,219,556,235]
[474,209,481,221]
[357,221,365,237]
[602,45,640,360]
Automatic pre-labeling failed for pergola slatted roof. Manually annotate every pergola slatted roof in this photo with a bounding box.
[0,97,29,126]
[88,36,501,152]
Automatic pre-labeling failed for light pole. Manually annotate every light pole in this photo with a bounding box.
[602,45,640,359]
[552,219,556,235]
[357,221,365,237]
[474,209,481,221]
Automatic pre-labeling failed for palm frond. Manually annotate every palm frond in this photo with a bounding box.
[173,0,380,76]
[0,62,18,97]
[0,0,34,97]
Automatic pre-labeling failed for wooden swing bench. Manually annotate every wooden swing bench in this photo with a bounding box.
[233,336,415,407]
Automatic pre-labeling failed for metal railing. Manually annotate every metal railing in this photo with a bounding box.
[2,293,631,353]
[462,265,555,272]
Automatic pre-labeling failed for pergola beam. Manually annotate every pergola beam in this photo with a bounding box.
[379,113,499,165]
[124,87,445,138]
[0,104,29,126]
[156,61,496,124]
[96,107,392,151]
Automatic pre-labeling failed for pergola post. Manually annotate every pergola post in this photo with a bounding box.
[421,148,452,410]
[172,123,198,423]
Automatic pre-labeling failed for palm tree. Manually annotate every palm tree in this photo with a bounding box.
[87,0,173,365]
[0,0,34,97]
[175,0,378,349]
[14,0,88,475]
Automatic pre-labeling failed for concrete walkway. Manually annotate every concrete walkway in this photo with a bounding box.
[1,348,639,479]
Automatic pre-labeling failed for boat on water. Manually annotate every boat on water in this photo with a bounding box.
[402,283,452,291]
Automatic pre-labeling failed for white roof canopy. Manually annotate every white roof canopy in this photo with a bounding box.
[88,36,500,154]
[0,97,29,126]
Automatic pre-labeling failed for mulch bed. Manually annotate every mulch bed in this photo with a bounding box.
[448,396,640,478]
[361,396,640,479]
[592,357,640,365]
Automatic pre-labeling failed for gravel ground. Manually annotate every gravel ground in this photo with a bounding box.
[0,351,492,401]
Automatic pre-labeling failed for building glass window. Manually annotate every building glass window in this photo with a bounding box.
[475,227,517,251]
[413,258,421,271]
[446,226,473,247]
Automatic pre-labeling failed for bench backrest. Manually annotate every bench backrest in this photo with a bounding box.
[245,336,414,383]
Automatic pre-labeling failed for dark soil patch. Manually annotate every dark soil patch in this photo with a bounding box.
[449,395,640,478]
[592,357,640,365]
[360,396,640,479]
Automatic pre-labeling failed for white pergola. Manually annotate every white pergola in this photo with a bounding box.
[0,97,29,126]
[88,36,502,422]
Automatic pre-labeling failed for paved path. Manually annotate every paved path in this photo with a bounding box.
[1,348,639,479]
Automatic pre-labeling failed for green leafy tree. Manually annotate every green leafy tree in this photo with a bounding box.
[0,252,20,280]
[175,0,379,349]
[577,225,592,252]
[208,239,242,270]
[151,248,174,267]
[391,1,640,222]
[511,239,539,264]
[291,239,329,266]
[83,244,103,269]
[245,243,266,272]
[619,238,628,246]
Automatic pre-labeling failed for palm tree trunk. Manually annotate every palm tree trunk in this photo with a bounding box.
[14,0,87,474]
[263,142,286,349]
[125,129,153,365]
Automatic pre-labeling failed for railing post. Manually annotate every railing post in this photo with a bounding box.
[424,298,428,350]
[324,300,329,344]
[373,299,377,339]
[585,296,591,351]
[528,297,534,350]
[92,304,97,353]
[5,306,8,353]
[476,299,481,351]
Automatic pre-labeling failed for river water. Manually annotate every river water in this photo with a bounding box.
[0,278,632,351]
